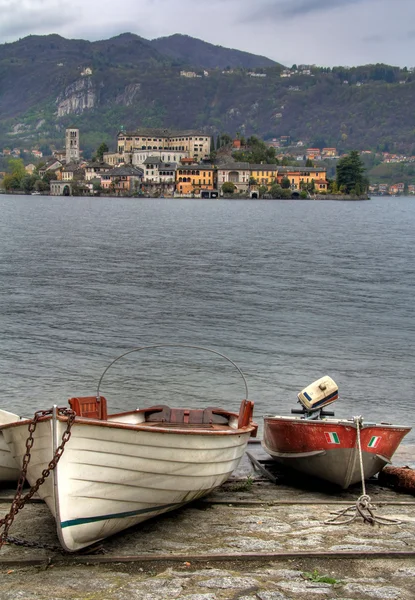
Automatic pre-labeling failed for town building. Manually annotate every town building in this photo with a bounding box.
[61,163,85,181]
[65,128,80,163]
[117,129,211,163]
[131,149,188,169]
[217,163,251,194]
[322,148,337,158]
[250,165,279,186]
[175,165,216,196]
[38,159,63,178]
[277,167,328,191]
[142,159,177,184]
[84,162,111,181]
[100,166,144,194]
[306,148,321,160]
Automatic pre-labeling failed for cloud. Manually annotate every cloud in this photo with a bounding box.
[0,0,79,39]
[280,0,372,18]
[0,0,414,67]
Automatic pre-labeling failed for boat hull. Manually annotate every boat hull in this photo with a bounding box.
[3,417,252,551]
[262,416,411,489]
[0,410,22,481]
[0,432,20,481]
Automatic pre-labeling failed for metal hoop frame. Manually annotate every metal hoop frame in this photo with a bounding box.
[96,344,249,400]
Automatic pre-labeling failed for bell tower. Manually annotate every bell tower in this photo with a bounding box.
[65,128,80,163]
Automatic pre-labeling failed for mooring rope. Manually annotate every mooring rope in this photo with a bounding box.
[325,416,402,526]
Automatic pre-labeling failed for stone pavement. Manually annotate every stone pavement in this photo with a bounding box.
[1,442,415,599]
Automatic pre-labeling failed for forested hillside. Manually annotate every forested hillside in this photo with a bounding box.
[0,33,413,158]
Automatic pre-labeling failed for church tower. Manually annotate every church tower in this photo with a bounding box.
[65,128,80,163]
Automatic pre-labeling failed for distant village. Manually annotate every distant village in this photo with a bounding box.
[0,127,414,197]
[0,128,329,198]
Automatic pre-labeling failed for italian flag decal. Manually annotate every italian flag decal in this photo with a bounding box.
[325,432,340,444]
[368,436,381,448]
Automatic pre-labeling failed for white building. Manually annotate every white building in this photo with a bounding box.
[132,149,188,168]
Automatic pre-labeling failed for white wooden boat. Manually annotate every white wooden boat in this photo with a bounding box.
[0,345,257,552]
[0,409,22,482]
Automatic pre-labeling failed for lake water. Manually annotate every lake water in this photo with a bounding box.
[0,194,414,445]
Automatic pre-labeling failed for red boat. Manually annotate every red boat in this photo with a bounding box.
[262,376,411,489]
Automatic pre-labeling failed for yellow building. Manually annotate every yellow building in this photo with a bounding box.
[250,164,279,187]
[176,165,215,195]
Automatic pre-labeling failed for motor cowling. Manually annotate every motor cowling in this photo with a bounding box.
[297,376,338,412]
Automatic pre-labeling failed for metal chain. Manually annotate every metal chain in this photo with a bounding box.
[0,407,76,551]
[4,534,63,552]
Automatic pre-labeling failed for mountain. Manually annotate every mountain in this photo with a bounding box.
[0,33,414,159]
[149,34,277,69]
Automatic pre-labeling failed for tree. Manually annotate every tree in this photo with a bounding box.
[96,142,109,162]
[210,137,215,153]
[305,158,314,167]
[42,171,57,190]
[336,150,367,194]
[269,183,283,198]
[220,133,232,146]
[2,158,26,190]
[2,173,20,190]
[258,185,268,197]
[7,158,26,178]
[21,174,38,193]
[281,176,291,189]
[222,182,236,194]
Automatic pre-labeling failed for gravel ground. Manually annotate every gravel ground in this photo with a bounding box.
[1,443,414,599]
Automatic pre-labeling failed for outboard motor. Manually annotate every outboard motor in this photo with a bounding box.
[292,375,338,419]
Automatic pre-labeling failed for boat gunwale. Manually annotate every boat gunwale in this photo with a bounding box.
[0,414,257,436]
[263,415,411,432]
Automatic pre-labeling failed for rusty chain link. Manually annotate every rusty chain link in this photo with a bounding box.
[0,407,76,551]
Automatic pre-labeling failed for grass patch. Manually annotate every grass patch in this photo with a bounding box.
[302,569,343,585]
[229,475,254,492]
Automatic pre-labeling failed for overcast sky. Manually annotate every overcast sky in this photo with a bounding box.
[0,0,414,68]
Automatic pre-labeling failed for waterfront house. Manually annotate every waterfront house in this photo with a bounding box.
[277,167,328,191]
[389,183,405,195]
[101,166,143,194]
[217,163,251,193]
[176,165,216,196]
[142,158,177,184]
[250,164,279,187]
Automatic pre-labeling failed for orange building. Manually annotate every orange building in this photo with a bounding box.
[176,165,216,195]
[277,167,328,191]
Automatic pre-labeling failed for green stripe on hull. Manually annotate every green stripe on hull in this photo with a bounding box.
[60,501,185,529]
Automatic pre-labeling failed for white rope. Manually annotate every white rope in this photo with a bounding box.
[355,415,366,497]
[324,416,402,526]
